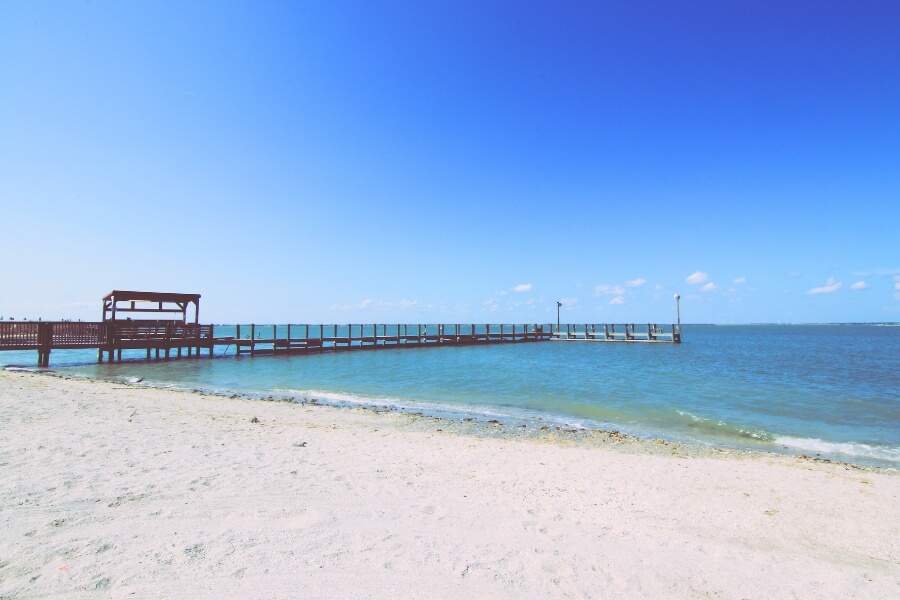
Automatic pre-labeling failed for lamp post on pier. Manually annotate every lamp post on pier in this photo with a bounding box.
[674,294,681,332]
[556,301,562,333]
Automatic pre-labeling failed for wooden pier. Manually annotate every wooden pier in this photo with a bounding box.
[225,323,554,357]
[0,321,681,366]
[552,323,681,343]
[0,320,217,367]
[0,290,681,366]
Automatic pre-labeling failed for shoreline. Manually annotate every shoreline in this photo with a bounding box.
[9,364,899,471]
[2,369,898,598]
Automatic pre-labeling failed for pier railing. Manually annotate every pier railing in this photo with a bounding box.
[0,320,215,366]
[552,323,681,343]
[1,321,681,366]
[219,323,555,356]
[0,322,41,348]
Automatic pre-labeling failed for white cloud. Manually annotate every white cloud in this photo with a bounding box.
[559,297,578,306]
[609,296,625,305]
[330,298,431,312]
[686,271,708,285]
[807,278,843,295]
[329,298,373,310]
[700,282,717,292]
[733,277,746,284]
[849,281,868,290]
[594,284,625,296]
[512,284,532,293]
[625,278,647,288]
[856,268,900,277]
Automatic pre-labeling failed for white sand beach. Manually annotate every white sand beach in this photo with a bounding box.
[1,369,898,599]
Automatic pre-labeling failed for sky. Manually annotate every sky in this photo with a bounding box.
[1,1,898,324]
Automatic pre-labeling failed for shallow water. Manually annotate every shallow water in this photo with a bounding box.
[3,324,898,466]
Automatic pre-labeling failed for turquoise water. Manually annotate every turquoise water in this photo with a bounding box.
[3,325,898,467]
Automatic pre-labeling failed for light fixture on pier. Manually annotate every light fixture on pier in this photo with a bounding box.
[674,294,681,331]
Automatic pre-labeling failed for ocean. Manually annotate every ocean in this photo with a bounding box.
[3,324,898,467]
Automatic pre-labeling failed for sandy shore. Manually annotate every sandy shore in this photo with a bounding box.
[1,369,897,599]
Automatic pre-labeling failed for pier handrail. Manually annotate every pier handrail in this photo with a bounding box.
[2,321,678,367]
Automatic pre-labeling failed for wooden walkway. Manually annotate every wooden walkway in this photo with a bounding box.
[225,323,554,356]
[552,323,681,343]
[0,321,215,366]
[0,321,681,366]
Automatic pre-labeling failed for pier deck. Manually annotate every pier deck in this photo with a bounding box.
[0,322,681,366]
[552,323,680,343]
[223,323,556,357]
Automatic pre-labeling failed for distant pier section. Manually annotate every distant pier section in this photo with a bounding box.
[0,290,682,366]
[552,323,681,343]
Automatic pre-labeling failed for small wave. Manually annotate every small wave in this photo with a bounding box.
[775,436,900,464]
[674,410,774,442]
[3,365,41,373]
[272,387,615,430]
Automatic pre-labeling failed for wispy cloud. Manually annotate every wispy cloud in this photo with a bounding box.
[686,271,708,285]
[594,284,626,296]
[733,276,746,284]
[512,283,532,293]
[330,299,372,310]
[331,298,427,311]
[856,268,900,277]
[609,296,625,305]
[807,278,843,295]
[625,278,647,288]
[700,282,717,292]
[849,281,868,290]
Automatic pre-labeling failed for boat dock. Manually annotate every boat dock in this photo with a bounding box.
[0,291,682,366]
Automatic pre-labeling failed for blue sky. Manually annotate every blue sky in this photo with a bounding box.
[2,1,898,324]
